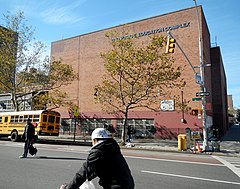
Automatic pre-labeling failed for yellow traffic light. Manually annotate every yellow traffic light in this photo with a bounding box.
[165,37,176,53]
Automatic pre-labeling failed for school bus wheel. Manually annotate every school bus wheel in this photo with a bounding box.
[10,130,19,142]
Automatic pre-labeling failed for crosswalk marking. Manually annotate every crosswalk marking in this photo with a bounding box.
[212,155,240,177]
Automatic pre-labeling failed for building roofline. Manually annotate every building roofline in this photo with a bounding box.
[52,5,202,44]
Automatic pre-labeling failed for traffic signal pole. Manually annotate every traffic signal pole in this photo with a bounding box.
[193,0,209,151]
[166,0,210,151]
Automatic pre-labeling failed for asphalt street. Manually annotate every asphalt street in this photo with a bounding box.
[0,141,240,189]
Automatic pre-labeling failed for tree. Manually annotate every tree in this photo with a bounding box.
[236,109,240,123]
[94,31,186,144]
[0,11,77,111]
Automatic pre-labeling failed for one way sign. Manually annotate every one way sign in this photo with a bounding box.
[196,91,210,96]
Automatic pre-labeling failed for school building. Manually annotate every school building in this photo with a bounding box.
[51,6,228,140]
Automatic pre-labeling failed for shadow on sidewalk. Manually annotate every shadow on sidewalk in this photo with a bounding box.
[221,124,240,142]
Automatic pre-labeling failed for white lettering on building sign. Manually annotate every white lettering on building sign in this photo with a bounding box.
[112,22,190,41]
[160,100,175,111]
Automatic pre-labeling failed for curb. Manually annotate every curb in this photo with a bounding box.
[36,137,240,157]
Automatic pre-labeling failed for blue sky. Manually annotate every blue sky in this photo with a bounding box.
[1,0,239,108]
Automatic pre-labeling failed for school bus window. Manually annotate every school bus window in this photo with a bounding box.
[49,116,55,123]
[4,117,8,122]
[43,115,47,122]
[0,116,2,123]
[11,116,14,122]
[24,115,28,122]
[15,115,19,122]
[56,117,60,124]
[33,115,40,122]
[19,116,23,122]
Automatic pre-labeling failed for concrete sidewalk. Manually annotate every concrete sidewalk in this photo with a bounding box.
[129,139,240,157]
[218,124,240,156]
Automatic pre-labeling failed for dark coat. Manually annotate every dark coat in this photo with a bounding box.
[66,138,134,189]
[23,123,35,141]
[127,126,134,135]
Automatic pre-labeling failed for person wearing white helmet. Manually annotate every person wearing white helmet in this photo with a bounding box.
[60,128,134,189]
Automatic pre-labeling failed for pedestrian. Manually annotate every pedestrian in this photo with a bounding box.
[127,125,133,142]
[19,118,35,158]
[104,124,116,138]
[60,128,135,189]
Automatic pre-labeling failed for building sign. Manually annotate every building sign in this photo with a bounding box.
[112,22,190,41]
[160,100,175,111]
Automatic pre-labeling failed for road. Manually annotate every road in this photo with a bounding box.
[0,140,240,189]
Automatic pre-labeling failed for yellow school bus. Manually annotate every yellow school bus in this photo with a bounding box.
[0,110,61,142]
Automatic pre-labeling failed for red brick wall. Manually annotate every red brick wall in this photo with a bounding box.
[51,6,214,138]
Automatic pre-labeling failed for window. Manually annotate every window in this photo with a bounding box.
[191,109,202,116]
[48,116,55,123]
[19,116,23,122]
[116,119,155,136]
[56,117,60,124]
[28,115,33,121]
[43,115,47,122]
[24,115,28,122]
[60,118,72,133]
[80,118,112,134]
[4,117,8,122]
[33,115,40,122]
[10,116,14,122]
[15,115,19,122]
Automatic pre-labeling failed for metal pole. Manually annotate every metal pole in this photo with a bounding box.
[73,117,76,143]
[73,106,79,143]
[193,0,209,151]
[181,90,186,123]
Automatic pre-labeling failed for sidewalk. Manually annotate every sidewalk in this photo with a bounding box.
[125,124,240,157]
[38,124,240,157]
[129,139,240,157]
[218,124,240,156]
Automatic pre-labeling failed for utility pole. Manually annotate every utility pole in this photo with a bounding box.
[193,0,209,151]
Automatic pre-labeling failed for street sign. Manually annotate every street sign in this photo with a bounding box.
[196,91,210,96]
[195,74,202,85]
[192,97,201,101]
[191,131,201,139]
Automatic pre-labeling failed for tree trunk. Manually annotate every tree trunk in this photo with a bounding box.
[11,92,18,111]
[121,108,128,145]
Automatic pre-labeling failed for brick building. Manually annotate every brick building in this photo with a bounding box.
[51,6,228,140]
